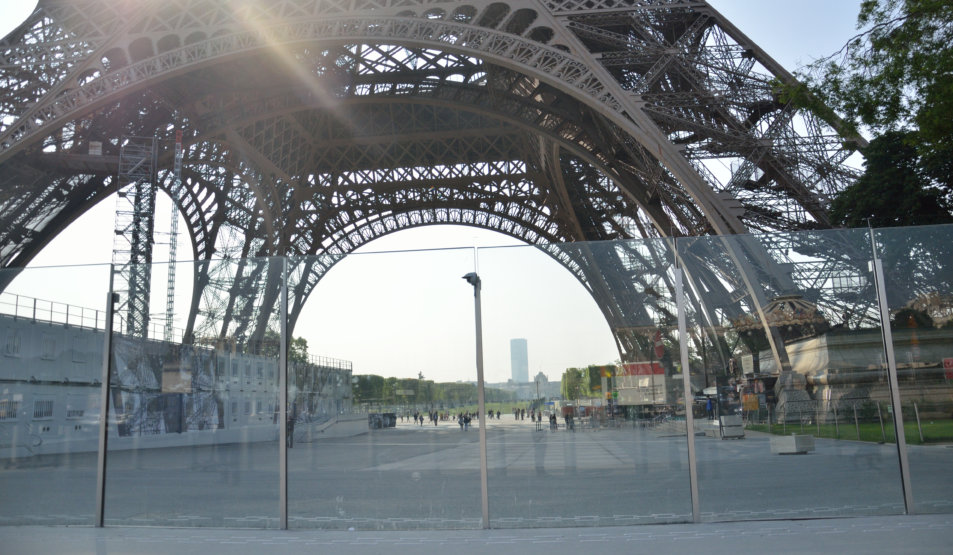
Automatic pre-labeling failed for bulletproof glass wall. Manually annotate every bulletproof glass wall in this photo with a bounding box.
[1,225,952,529]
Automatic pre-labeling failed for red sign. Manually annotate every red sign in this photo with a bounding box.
[944,358,953,380]
[620,362,664,376]
[653,331,665,359]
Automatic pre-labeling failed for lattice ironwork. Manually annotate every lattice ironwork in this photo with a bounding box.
[114,135,157,337]
[0,0,869,364]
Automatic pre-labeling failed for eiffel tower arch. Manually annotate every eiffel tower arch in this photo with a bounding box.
[0,0,860,362]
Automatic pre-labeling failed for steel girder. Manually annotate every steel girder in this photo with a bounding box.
[0,0,865,362]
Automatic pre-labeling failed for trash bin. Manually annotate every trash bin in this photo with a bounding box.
[368,414,383,429]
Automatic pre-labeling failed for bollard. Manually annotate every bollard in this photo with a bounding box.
[914,402,923,443]
[834,404,839,439]
[854,404,860,440]
[877,401,886,443]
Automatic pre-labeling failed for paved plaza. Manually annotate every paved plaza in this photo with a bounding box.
[1,514,952,555]
[3,415,951,532]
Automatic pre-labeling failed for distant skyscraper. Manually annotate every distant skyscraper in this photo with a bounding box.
[510,338,529,383]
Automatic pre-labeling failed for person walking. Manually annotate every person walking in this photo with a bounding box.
[287,401,297,448]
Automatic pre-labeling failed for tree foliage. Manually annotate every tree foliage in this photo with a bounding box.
[259,330,311,362]
[288,337,309,363]
[560,368,588,401]
[829,131,953,227]
[804,1,953,176]
[351,374,517,406]
[794,0,953,223]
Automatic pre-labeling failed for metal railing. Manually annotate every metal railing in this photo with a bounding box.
[0,291,104,331]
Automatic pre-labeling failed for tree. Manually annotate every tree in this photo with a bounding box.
[560,368,583,401]
[829,131,953,227]
[806,1,953,176]
[260,330,310,362]
[352,374,385,404]
[891,307,933,329]
[289,337,309,363]
[793,0,953,222]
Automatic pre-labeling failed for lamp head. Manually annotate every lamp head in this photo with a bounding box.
[462,272,480,287]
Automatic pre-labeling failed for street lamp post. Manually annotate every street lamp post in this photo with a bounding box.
[462,272,490,529]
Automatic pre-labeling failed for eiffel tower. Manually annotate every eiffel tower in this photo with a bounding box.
[0,0,863,363]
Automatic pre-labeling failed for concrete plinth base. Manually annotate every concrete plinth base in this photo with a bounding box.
[771,434,815,454]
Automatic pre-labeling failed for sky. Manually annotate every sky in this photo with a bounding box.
[0,0,864,384]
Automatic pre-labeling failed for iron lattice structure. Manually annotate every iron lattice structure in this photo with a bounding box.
[114,135,158,337]
[0,0,867,362]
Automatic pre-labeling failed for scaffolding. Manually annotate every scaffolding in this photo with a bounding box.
[113,135,157,338]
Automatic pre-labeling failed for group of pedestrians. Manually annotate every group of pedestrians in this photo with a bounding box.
[399,407,580,432]
[410,410,440,426]
[397,408,534,431]
[518,409,574,432]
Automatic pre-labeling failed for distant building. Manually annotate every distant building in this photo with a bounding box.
[487,371,559,401]
[510,338,529,382]
[532,372,560,400]
[486,380,536,400]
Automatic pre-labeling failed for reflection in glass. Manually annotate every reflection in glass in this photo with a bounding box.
[2,225,950,530]
[874,225,953,514]
[104,258,281,527]
[479,240,693,528]
[288,248,483,530]
[680,229,905,521]
[0,263,111,525]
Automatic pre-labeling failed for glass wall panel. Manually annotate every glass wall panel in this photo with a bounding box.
[0,263,111,525]
[104,257,281,527]
[478,240,693,528]
[6,225,948,531]
[680,230,905,521]
[287,248,483,530]
[874,224,953,514]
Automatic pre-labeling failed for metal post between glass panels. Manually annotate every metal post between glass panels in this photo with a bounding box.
[675,268,700,523]
[95,269,117,528]
[463,271,490,529]
[279,257,289,529]
[871,255,915,513]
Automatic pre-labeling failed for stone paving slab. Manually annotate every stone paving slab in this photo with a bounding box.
[1,514,952,555]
